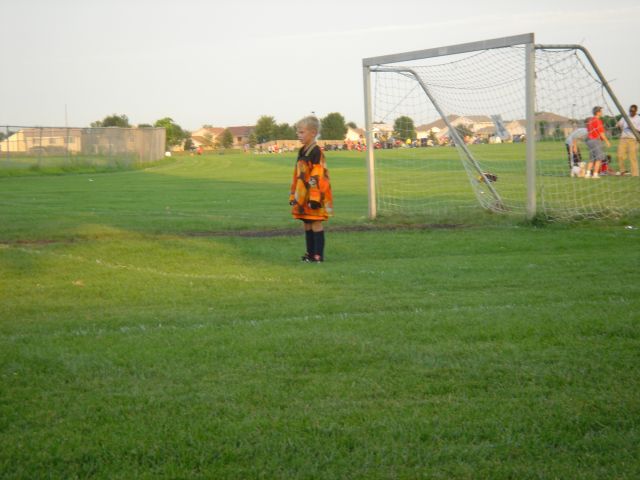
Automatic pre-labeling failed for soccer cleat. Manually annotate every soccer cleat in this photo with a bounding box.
[592,173,600,179]
[301,253,313,262]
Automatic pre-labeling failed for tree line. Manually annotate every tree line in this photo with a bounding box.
[88,112,420,150]
[90,112,360,150]
[250,112,358,144]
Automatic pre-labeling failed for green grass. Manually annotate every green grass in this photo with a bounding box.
[1,150,639,478]
[0,154,172,178]
[373,140,640,220]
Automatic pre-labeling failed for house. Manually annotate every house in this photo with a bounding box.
[190,127,224,149]
[371,122,394,141]
[475,126,497,138]
[466,115,494,129]
[533,112,573,138]
[0,127,83,153]
[192,126,254,149]
[416,115,458,141]
[414,112,574,142]
[226,126,254,148]
[503,112,574,140]
[416,115,491,143]
[417,115,493,134]
[345,126,365,143]
[505,120,526,138]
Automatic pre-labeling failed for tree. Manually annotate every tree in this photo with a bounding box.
[203,132,214,147]
[393,116,416,140]
[346,121,357,129]
[248,132,257,148]
[320,112,347,140]
[91,114,130,128]
[254,115,277,143]
[537,120,548,139]
[553,123,563,140]
[137,123,153,128]
[154,117,189,150]
[603,115,620,137]
[455,123,474,139]
[220,128,234,149]
[1,129,16,142]
[274,123,296,140]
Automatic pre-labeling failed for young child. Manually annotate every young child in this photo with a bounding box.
[565,126,587,177]
[289,116,333,262]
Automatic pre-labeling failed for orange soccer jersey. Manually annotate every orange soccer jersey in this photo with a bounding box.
[289,143,333,221]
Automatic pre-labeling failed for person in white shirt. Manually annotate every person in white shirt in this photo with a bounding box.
[616,104,640,176]
[565,127,588,177]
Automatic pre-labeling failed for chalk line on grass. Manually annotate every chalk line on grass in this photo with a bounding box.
[7,245,253,282]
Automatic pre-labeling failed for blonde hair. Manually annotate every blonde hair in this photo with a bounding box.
[296,115,320,134]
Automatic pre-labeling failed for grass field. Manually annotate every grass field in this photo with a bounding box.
[1,149,639,478]
[373,141,640,220]
[0,153,152,177]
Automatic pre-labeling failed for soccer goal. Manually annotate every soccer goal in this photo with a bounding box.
[362,33,640,221]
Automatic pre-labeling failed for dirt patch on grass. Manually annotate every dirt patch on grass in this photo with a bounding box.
[1,224,463,246]
[0,238,75,247]
[185,223,463,238]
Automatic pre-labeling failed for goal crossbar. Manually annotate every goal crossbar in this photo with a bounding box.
[363,33,535,67]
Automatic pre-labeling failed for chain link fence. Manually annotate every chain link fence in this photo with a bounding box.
[0,126,166,171]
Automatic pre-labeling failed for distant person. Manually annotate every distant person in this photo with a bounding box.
[585,106,611,179]
[289,115,333,263]
[565,126,588,177]
[616,104,640,176]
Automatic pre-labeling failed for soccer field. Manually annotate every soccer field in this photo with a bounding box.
[1,150,639,478]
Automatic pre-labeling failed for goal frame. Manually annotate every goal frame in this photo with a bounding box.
[362,33,639,220]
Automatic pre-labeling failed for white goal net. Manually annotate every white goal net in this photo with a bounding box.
[363,34,640,221]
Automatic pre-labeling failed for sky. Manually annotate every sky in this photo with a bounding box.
[2,0,639,131]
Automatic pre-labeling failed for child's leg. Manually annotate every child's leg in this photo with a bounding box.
[303,221,314,259]
[311,221,325,261]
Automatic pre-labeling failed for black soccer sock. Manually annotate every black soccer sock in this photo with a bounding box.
[305,229,314,255]
[313,230,325,258]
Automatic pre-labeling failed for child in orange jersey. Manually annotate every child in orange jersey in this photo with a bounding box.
[289,116,333,262]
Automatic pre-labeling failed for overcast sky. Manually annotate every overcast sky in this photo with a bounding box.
[2,0,638,130]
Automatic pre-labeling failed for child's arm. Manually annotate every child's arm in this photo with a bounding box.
[289,169,297,205]
[307,149,323,209]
